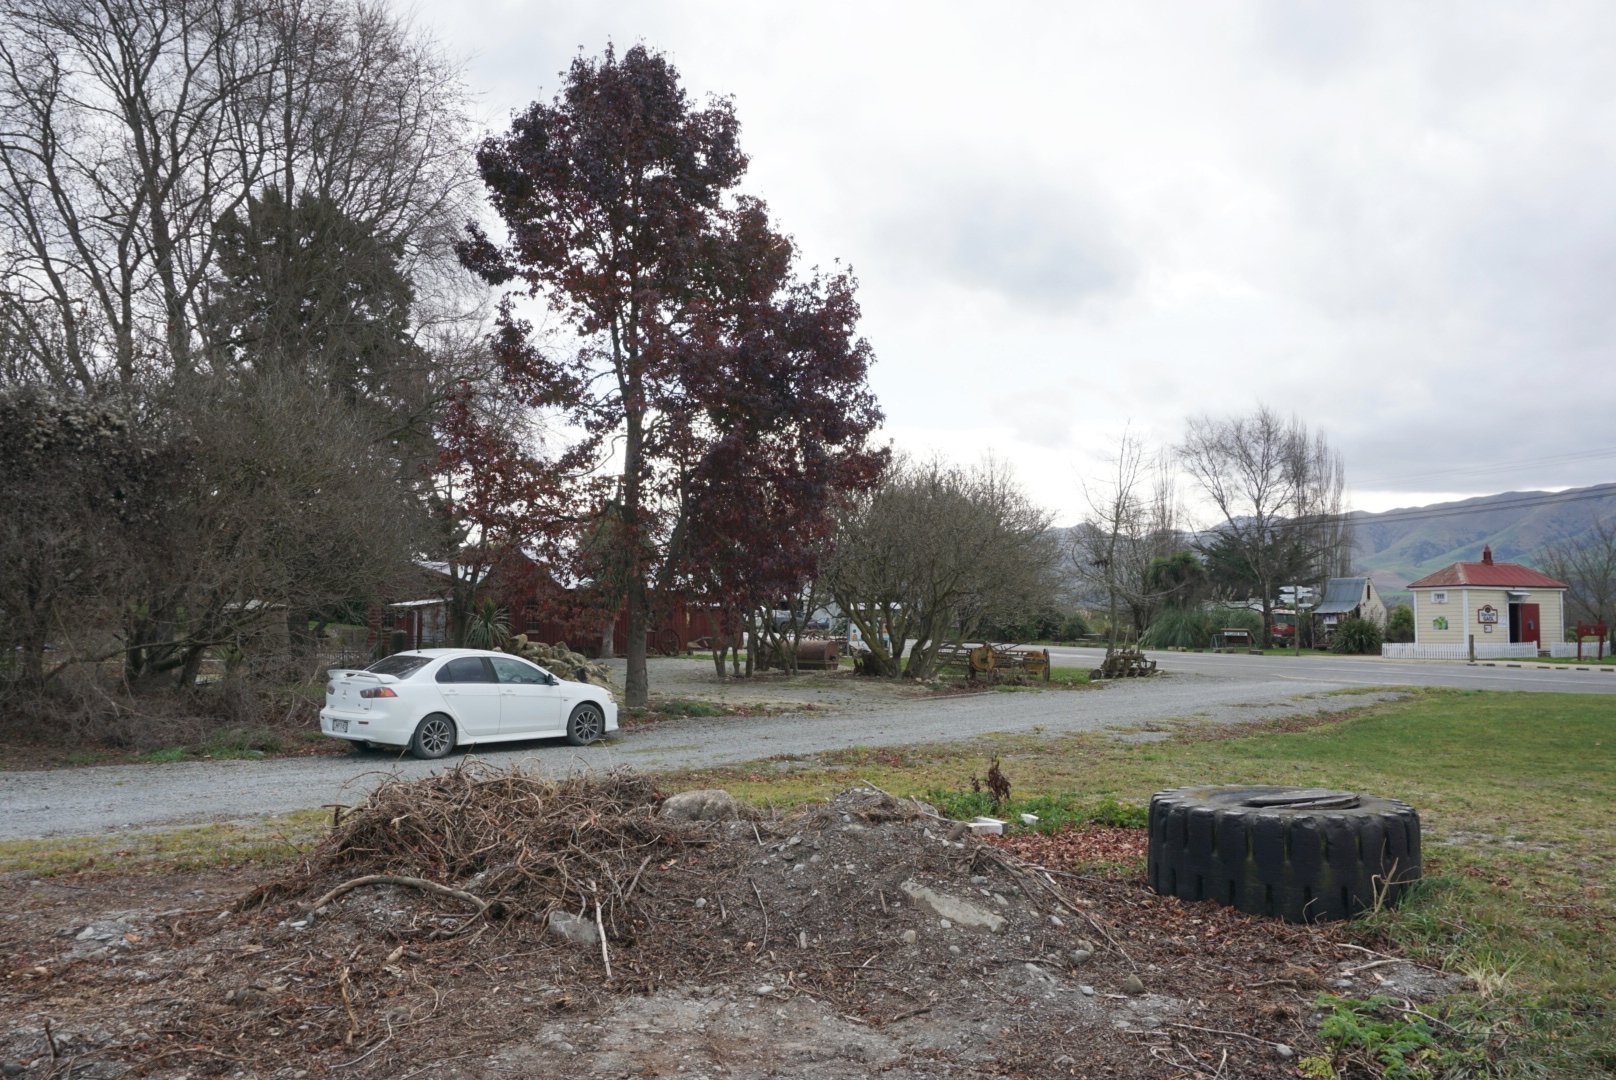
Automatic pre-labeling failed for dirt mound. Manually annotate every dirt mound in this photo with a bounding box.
[0,770,1468,1078]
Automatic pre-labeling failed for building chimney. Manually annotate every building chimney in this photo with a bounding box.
[1482,545,1493,565]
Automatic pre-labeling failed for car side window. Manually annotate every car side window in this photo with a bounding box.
[437,657,495,684]
[490,657,548,685]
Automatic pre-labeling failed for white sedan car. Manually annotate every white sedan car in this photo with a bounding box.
[320,648,618,759]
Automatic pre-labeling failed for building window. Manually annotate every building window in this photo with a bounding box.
[1432,591,1448,605]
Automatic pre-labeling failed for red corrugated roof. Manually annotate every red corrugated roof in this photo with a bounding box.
[1407,561,1568,589]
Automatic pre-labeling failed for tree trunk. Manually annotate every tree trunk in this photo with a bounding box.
[625,576,649,708]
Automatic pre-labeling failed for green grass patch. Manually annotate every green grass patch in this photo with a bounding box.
[0,808,330,876]
[924,788,1148,831]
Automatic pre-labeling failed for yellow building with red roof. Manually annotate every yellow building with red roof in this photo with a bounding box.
[1406,545,1568,650]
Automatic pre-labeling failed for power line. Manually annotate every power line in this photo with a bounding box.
[1354,446,1616,489]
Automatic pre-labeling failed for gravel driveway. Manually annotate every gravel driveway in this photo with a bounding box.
[1,663,1393,841]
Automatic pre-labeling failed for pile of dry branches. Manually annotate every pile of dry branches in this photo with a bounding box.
[243,764,700,937]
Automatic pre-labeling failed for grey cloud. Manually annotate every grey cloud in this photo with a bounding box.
[875,178,1136,314]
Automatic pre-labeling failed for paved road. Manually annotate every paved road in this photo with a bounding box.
[3,652,1609,841]
[1048,645,1616,695]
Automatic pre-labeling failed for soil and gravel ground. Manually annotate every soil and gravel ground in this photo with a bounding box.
[1,774,1467,1080]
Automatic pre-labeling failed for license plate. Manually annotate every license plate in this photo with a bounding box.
[331,719,348,733]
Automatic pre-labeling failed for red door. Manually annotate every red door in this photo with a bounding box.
[1518,603,1541,646]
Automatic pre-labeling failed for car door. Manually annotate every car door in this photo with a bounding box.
[434,656,501,737]
[490,656,564,736]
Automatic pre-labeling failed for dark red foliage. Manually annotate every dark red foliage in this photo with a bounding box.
[459,44,885,703]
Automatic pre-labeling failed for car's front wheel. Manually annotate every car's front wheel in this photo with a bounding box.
[566,702,605,747]
[409,714,457,760]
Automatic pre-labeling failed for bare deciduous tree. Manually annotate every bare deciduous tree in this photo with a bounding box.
[1542,518,1616,647]
[0,0,477,389]
[1070,431,1179,647]
[824,455,1057,679]
[1178,406,1350,645]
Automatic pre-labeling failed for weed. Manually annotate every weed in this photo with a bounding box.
[135,747,188,764]
[650,699,730,718]
[1309,994,1486,1079]
[202,725,282,759]
[923,787,1148,832]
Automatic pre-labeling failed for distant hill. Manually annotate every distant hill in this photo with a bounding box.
[1350,483,1616,602]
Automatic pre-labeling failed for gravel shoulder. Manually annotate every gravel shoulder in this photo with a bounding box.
[1,663,1395,841]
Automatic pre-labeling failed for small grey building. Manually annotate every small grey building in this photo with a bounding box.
[1313,577,1387,641]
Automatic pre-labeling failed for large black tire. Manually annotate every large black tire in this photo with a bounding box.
[408,714,457,760]
[1147,785,1421,923]
[565,701,605,747]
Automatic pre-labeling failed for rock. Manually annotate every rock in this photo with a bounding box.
[899,880,1007,932]
[661,789,741,822]
[755,984,775,996]
[947,822,970,841]
[901,930,917,945]
[1068,949,1094,965]
[694,898,707,909]
[1122,974,1146,995]
[1053,1054,1076,1066]
[1274,1044,1294,1060]
[1080,985,1095,996]
[546,910,600,947]
[939,919,953,929]
[226,986,267,1007]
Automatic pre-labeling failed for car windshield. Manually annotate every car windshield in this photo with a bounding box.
[367,654,432,678]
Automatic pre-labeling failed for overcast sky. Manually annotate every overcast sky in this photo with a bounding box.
[418,0,1616,525]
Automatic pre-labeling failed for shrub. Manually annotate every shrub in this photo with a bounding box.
[1058,611,1091,641]
[1207,606,1264,639]
[1332,616,1384,654]
[1141,607,1213,648]
[1386,604,1415,643]
[463,599,511,650]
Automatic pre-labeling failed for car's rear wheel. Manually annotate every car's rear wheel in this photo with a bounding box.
[409,714,457,760]
[566,702,604,746]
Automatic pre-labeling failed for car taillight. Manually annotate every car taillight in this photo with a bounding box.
[359,687,397,699]
[325,683,334,695]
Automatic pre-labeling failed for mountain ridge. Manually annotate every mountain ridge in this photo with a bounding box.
[1350,481,1616,600]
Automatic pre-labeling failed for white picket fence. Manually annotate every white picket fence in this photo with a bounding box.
[1546,641,1608,659]
[1381,642,1540,661]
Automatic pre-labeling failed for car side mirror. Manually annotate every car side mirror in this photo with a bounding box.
[546,674,559,686]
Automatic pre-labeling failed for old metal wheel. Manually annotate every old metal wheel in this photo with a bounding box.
[566,702,604,746]
[409,714,456,760]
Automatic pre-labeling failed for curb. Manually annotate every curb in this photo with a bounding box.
[1470,662,1616,673]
